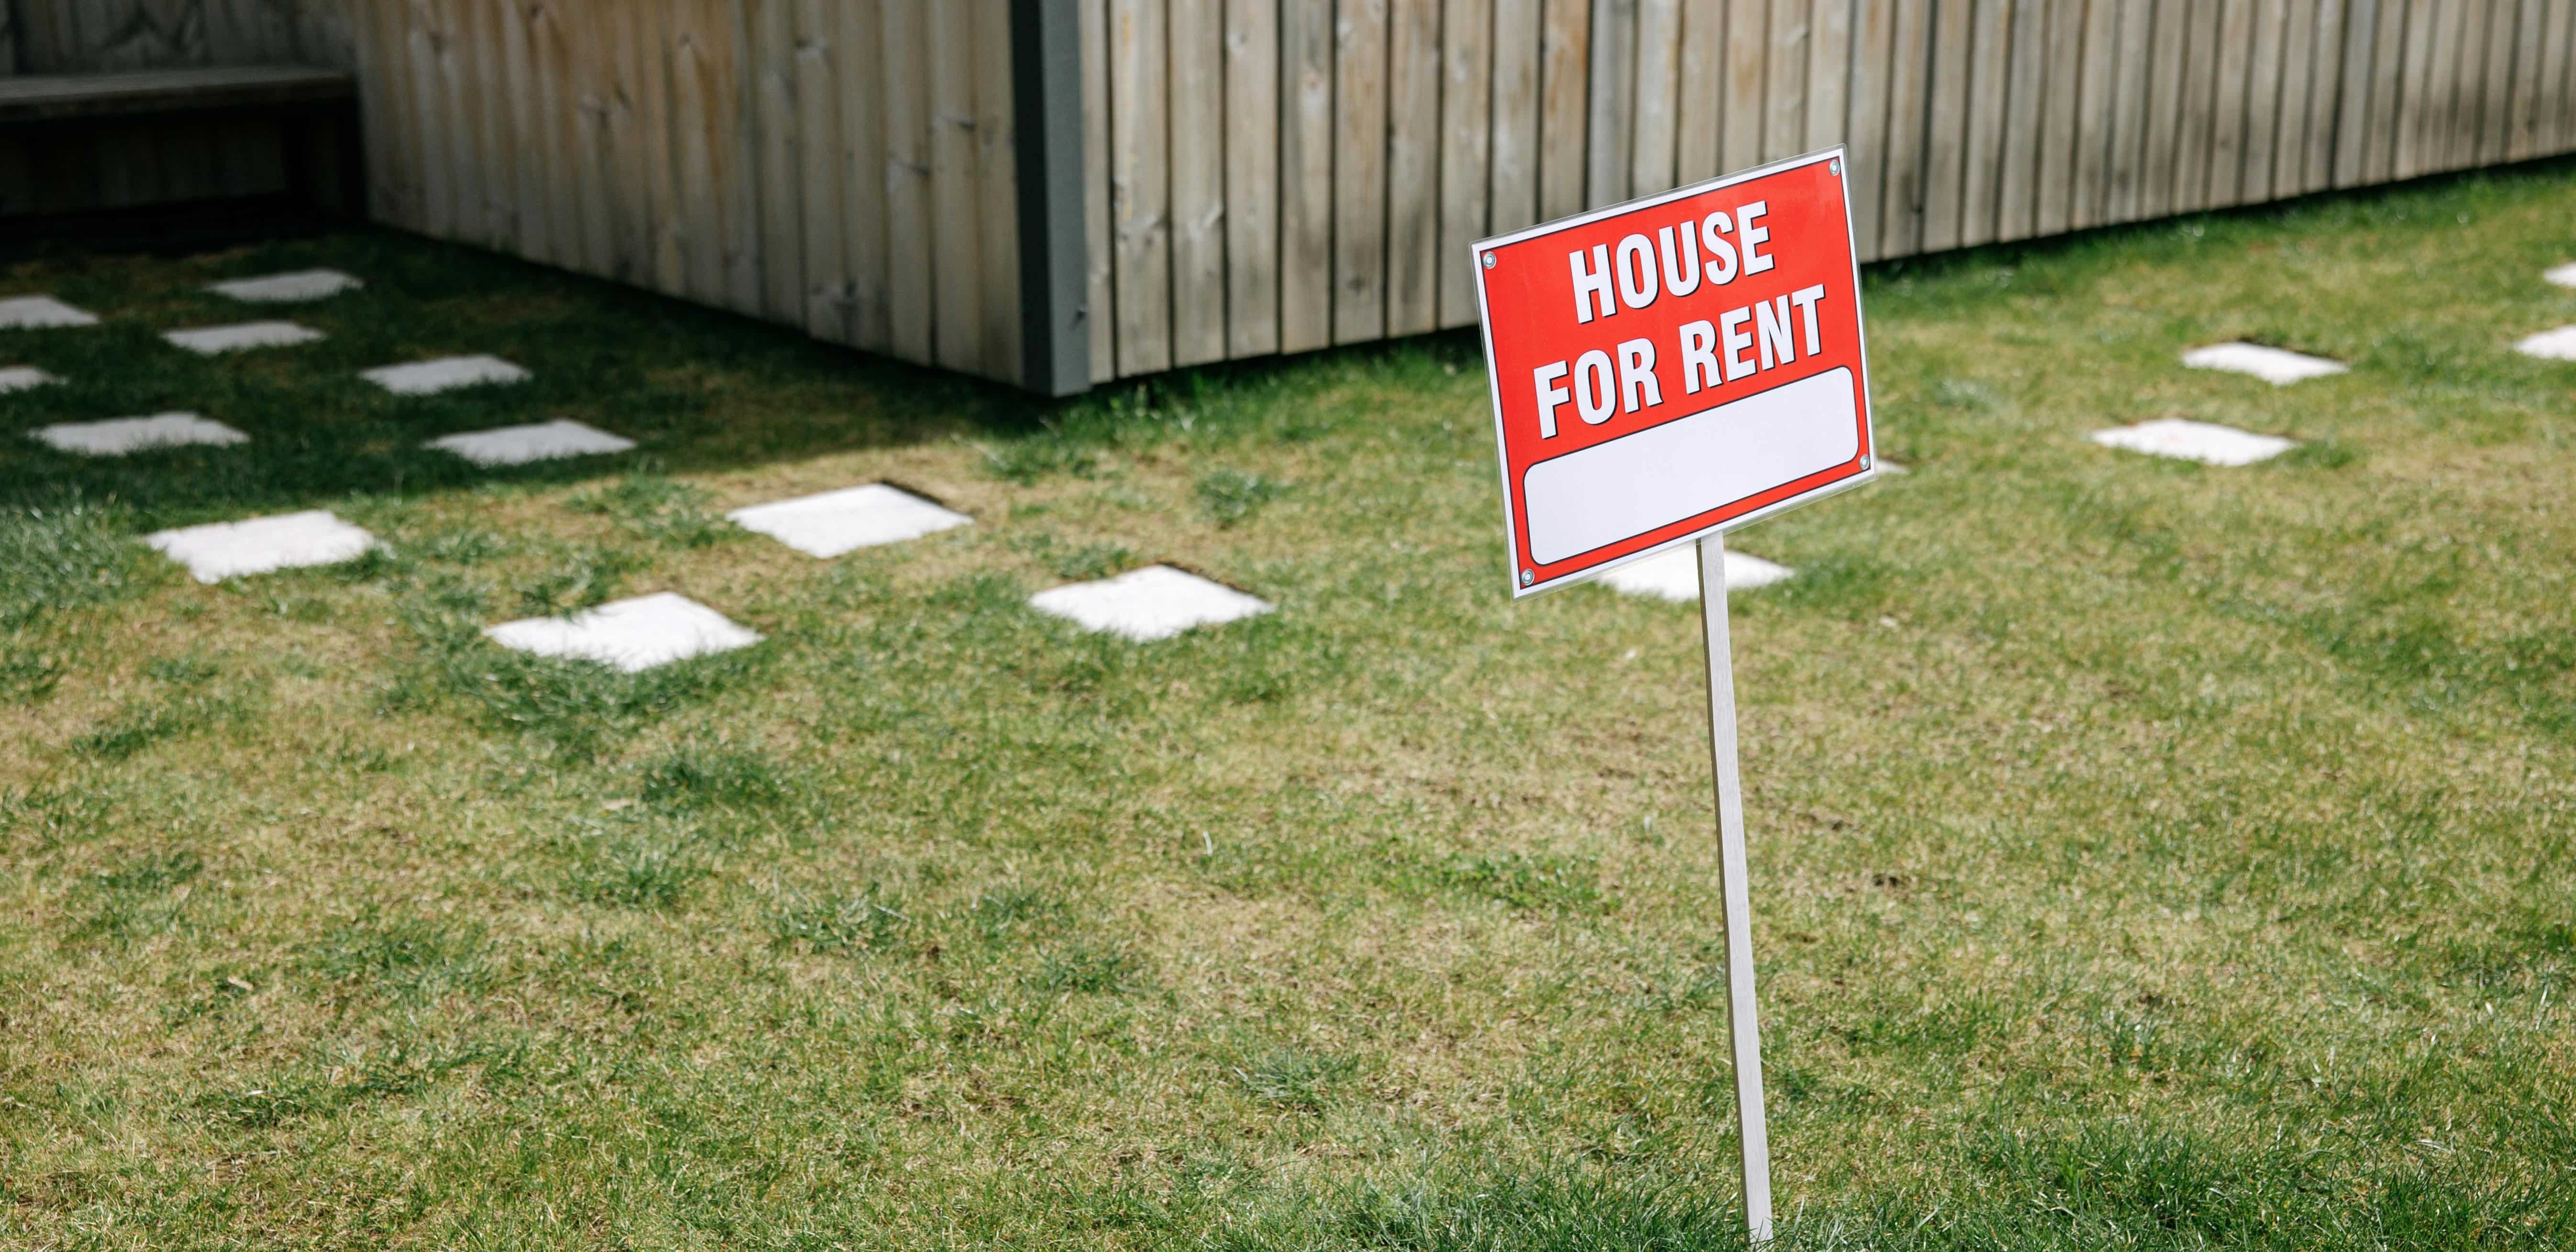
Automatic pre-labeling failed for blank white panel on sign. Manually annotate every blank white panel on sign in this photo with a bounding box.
[426,419,635,466]
[164,321,325,355]
[0,296,99,329]
[728,484,972,557]
[0,366,61,393]
[2091,418,2296,466]
[2515,326,2576,361]
[485,592,762,673]
[2179,342,2347,386]
[33,413,248,456]
[1599,547,1796,601]
[209,269,363,302]
[1522,368,1859,566]
[363,355,531,395]
[145,510,375,582]
[1029,566,1274,642]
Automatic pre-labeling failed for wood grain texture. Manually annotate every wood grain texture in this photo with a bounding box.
[1958,0,2011,246]
[2171,0,2218,212]
[1082,0,1115,376]
[1632,0,1681,196]
[2033,0,2084,236]
[2209,0,2254,207]
[1387,0,1442,334]
[1171,0,1229,365]
[1110,0,1171,375]
[1438,0,1496,327]
[973,0,1020,379]
[1491,0,1545,231]
[1879,0,1932,254]
[1587,0,1638,204]
[1226,0,1283,355]
[2242,0,2289,199]
[1537,0,1591,218]
[1675,0,1724,185]
[1281,0,1335,353]
[1845,0,1896,255]
[1334,0,1389,343]
[839,0,889,351]
[1920,0,1970,249]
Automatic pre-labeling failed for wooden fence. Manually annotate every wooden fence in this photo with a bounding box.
[11,2,2576,392]
[1092,0,2576,382]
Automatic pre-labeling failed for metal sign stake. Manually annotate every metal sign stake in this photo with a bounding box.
[1695,531,1774,1245]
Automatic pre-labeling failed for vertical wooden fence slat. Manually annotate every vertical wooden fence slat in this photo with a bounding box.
[2034,0,2085,237]
[2171,0,2218,213]
[1538,0,1592,218]
[840,0,889,352]
[1334,0,1389,343]
[2243,0,2288,199]
[2300,0,2344,192]
[1997,0,2046,243]
[2071,0,2119,229]
[1387,0,1442,335]
[1722,1,1766,177]
[793,0,847,338]
[1879,0,1931,255]
[880,0,933,361]
[1226,0,1283,355]
[1632,0,1682,196]
[1491,0,1546,232]
[1587,0,1638,205]
[752,0,800,317]
[1765,0,1809,162]
[2478,0,2518,162]
[1920,0,1971,250]
[1171,0,1229,365]
[2272,0,2314,192]
[1281,0,1335,353]
[605,0,653,272]
[2209,0,2254,207]
[973,0,1022,381]
[1846,0,1896,256]
[1956,0,2008,247]
[2507,0,2542,158]
[635,5,685,296]
[465,0,510,248]
[2137,0,2186,217]
[1806,0,1852,151]
[931,0,987,369]
[403,0,454,239]
[1081,0,1115,375]
[2328,0,2375,187]
[2450,0,2487,171]
[1674,0,1724,185]
[1439,0,1497,327]
[2542,0,2576,154]
[2364,0,2407,180]
[2392,0,2434,177]
[1110,0,1171,375]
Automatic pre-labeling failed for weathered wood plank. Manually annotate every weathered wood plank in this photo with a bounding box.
[1171,0,1229,365]
[2360,0,2408,181]
[2300,0,2344,192]
[839,0,889,351]
[1920,0,1971,249]
[1995,0,2045,244]
[1082,0,1115,375]
[1632,0,1681,196]
[1387,0,1441,334]
[879,0,933,361]
[1491,0,1546,231]
[2171,0,2219,213]
[973,0,1020,381]
[1957,0,2010,247]
[1110,0,1171,375]
[1763,0,1809,162]
[2209,0,2255,206]
[2070,0,2120,229]
[1722,0,1767,176]
[2242,0,2289,199]
[1805,0,1851,151]
[2327,0,2377,188]
[2272,0,2317,193]
[1845,0,1896,255]
[2477,0,2518,162]
[1227,0,1284,356]
[2137,0,2187,217]
[2033,0,2086,236]
[1334,0,1389,343]
[793,0,847,337]
[1281,0,1335,352]
[1879,0,1932,253]
[1587,0,1638,204]
[1675,0,1725,186]
[1438,0,1497,327]
[1538,0,1592,219]
[751,0,801,317]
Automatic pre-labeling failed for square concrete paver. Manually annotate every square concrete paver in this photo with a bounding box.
[2514,326,2576,361]
[164,321,326,355]
[363,355,532,395]
[33,413,248,456]
[728,483,972,557]
[0,296,100,329]
[1599,546,1795,602]
[144,510,376,583]
[0,366,61,393]
[209,269,364,303]
[426,418,635,466]
[1029,565,1274,642]
[2545,263,2576,289]
[2180,342,2348,386]
[485,592,762,673]
[2092,418,2296,466]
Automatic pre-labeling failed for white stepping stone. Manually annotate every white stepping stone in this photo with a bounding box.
[362,355,531,396]
[1598,546,1795,602]
[2179,342,2348,386]
[144,510,375,583]
[163,320,325,355]
[1029,565,1274,642]
[2513,326,2576,361]
[2543,263,2576,289]
[2091,417,2296,466]
[728,483,972,558]
[0,296,100,329]
[0,365,61,393]
[208,269,363,303]
[425,418,635,466]
[484,592,761,674]
[32,413,248,457]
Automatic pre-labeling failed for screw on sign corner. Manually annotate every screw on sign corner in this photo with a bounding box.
[1521,568,1534,586]
[1484,252,1497,269]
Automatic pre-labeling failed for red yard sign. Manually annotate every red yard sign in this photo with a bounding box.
[1473,148,1876,597]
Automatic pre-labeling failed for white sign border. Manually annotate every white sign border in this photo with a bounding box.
[1471,145,1879,600]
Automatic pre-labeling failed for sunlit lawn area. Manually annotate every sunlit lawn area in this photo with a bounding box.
[2,160,2573,1249]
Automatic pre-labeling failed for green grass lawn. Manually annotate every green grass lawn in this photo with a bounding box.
[2,161,2573,1251]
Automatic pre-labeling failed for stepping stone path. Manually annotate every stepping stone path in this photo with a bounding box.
[1029,565,1273,642]
[1599,546,1796,602]
[2092,417,2296,466]
[728,483,971,558]
[363,355,531,395]
[2180,342,2348,386]
[426,418,635,466]
[145,510,375,583]
[164,321,325,355]
[209,269,364,303]
[33,413,248,456]
[0,295,99,329]
[485,592,761,673]
[0,365,60,393]
[2546,263,2576,289]
[2514,326,2576,361]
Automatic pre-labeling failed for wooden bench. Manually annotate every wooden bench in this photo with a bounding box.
[0,64,364,243]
